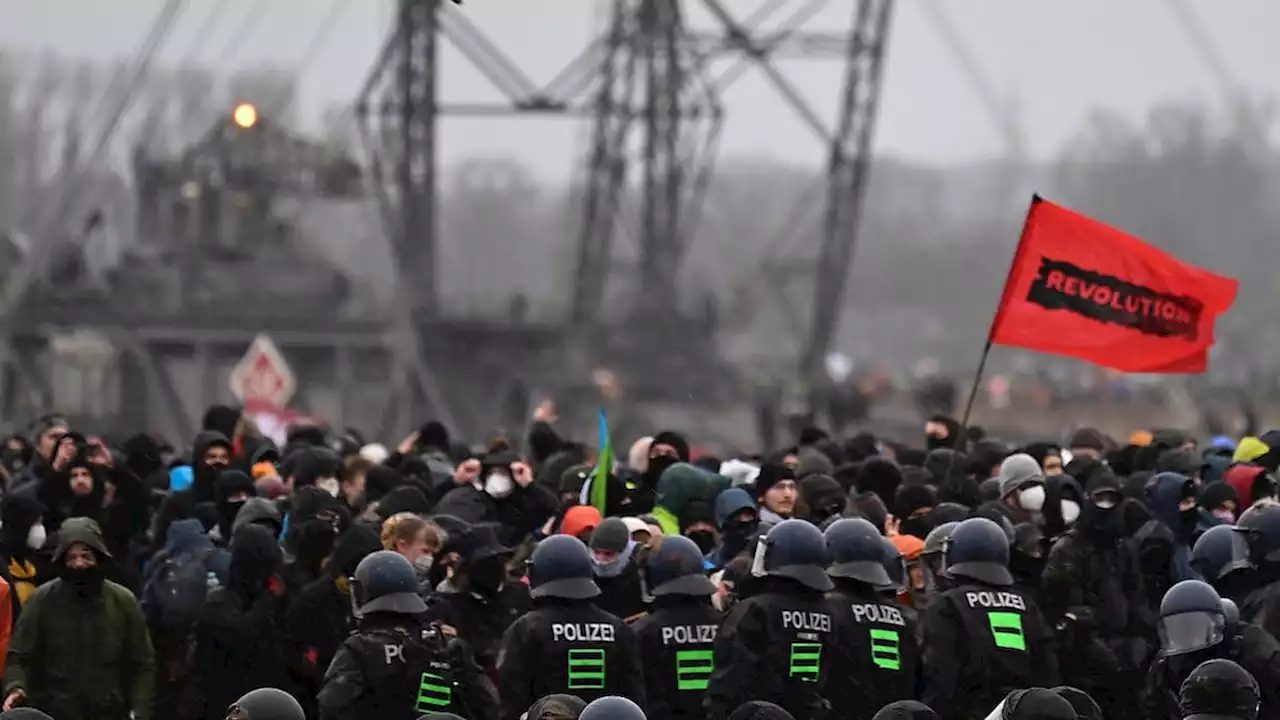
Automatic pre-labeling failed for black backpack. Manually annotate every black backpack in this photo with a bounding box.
[149,547,216,627]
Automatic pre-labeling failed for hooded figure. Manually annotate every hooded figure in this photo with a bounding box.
[1041,468,1149,714]
[798,474,845,526]
[212,470,256,546]
[195,524,291,720]
[36,452,106,532]
[707,488,758,570]
[423,522,529,675]
[4,518,155,720]
[650,463,712,536]
[189,431,232,505]
[284,524,382,711]
[231,497,284,539]
[281,486,346,596]
[1140,472,1201,585]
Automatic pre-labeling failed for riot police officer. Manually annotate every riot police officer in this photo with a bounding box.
[318,551,498,720]
[920,518,1059,720]
[824,519,919,720]
[497,535,643,720]
[630,535,722,720]
[226,688,305,720]
[1231,504,1280,636]
[705,519,836,720]
[1192,524,1253,602]
[1141,579,1280,720]
[1178,659,1260,720]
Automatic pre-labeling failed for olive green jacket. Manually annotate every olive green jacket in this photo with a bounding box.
[3,578,156,720]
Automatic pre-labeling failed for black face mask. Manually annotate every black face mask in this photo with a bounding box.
[1179,506,1200,542]
[686,530,717,555]
[219,501,246,535]
[1081,501,1122,543]
[720,520,758,561]
[59,563,105,596]
[647,455,678,484]
[925,434,950,451]
[467,559,506,596]
[1009,551,1045,586]
[294,520,338,569]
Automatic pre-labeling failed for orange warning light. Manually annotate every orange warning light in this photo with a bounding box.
[232,103,259,129]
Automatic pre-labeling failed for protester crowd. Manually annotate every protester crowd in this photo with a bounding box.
[0,403,1272,720]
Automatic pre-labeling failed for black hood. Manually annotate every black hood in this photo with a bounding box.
[190,430,232,503]
[228,524,282,601]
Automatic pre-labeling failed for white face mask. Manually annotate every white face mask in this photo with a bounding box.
[413,554,434,573]
[1018,485,1046,512]
[483,472,514,499]
[316,477,340,498]
[1060,500,1081,526]
[26,523,46,551]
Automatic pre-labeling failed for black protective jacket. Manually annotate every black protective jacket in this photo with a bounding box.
[826,580,920,720]
[704,577,837,720]
[319,613,498,720]
[920,580,1059,720]
[496,598,643,720]
[1141,624,1280,720]
[631,597,723,720]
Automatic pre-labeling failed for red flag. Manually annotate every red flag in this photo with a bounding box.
[988,197,1238,373]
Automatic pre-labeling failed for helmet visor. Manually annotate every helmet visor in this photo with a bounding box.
[1229,527,1261,571]
[1159,611,1225,655]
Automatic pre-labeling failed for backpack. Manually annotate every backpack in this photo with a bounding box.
[149,547,216,627]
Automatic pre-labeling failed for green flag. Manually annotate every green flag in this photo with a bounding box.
[591,408,612,514]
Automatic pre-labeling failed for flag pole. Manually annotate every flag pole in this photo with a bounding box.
[947,195,1043,462]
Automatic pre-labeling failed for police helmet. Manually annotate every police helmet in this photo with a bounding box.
[943,517,1013,587]
[352,550,428,615]
[528,534,600,600]
[1221,598,1241,628]
[881,537,906,594]
[226,688,305,720]
[1193,524,1252,584]
[1234,504,1280,568]
[579,696,646,720]
[921,521,959,593]
[1159,580,1225,656]
[643,535,715,597]
[824,518,892,587]
[753,519,833,592]
[1178,659,1260,720]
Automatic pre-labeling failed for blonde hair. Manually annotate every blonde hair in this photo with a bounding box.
[380,512,444,552]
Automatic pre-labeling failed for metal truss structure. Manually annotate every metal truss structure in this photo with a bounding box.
[356,0,894,418]
[0,0,892,443]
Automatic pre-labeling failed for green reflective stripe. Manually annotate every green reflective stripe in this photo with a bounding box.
[788,642,822,682]
[987,611,1027,651]
[415,672,452,712]
[675,649,714,691]
[568,648,607,690]
[869,628,901,671]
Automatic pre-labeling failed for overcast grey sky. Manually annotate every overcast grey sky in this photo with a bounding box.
[2,0,1276,182]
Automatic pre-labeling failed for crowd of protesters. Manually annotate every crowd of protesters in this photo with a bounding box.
[0,404,1269,720]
